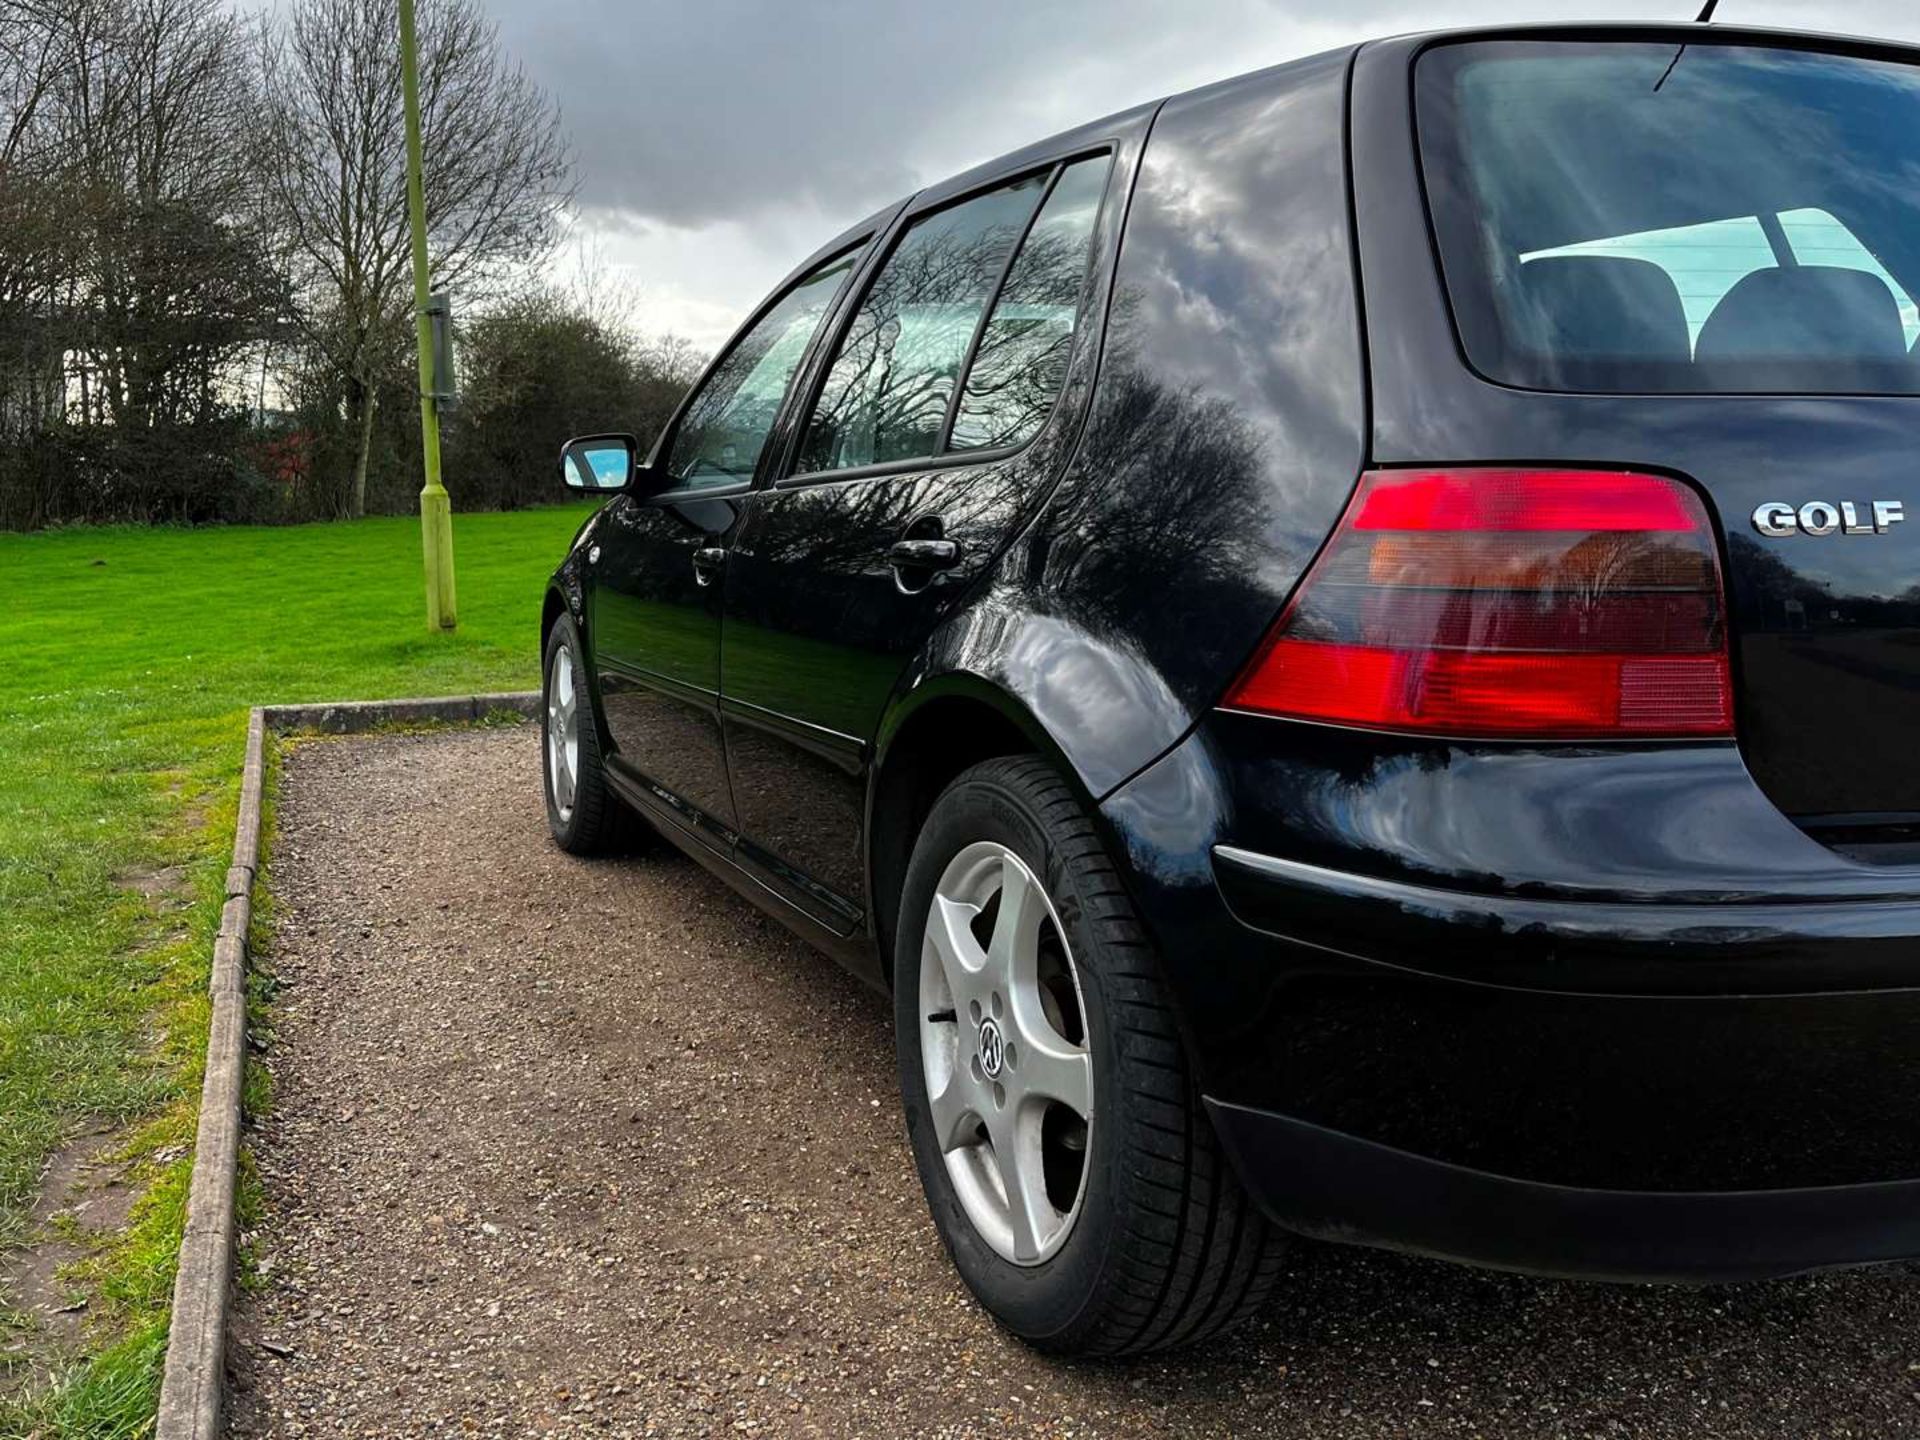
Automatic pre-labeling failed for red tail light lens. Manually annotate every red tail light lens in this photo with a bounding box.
[1223,468,1732,738]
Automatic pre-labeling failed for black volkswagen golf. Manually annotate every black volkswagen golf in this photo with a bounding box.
[540,23,1920,1354]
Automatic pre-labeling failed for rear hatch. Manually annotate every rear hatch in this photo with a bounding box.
[1415,34,1920,834]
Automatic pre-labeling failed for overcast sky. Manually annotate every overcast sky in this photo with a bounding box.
[489,0,1920,349]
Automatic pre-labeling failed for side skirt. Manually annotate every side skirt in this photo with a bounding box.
[603,764,887,993]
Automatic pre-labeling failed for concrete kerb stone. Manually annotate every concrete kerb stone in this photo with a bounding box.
[152,691,539,1440]
[260,690,540,735]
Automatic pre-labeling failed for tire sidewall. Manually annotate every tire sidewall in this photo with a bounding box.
[893,765,1131,1347]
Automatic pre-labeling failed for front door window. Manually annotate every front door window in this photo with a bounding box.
[665,250,863,490]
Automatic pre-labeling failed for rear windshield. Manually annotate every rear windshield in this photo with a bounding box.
[1417,40,1920,394]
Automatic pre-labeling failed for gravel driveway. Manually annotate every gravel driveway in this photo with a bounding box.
[227,725,1920,1439]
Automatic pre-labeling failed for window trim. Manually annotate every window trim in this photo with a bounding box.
[639,474,755,507]
[644,233,880,504]
[771,145,1116,493]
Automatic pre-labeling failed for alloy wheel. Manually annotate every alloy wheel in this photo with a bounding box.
[919,840,1093,1265]
[546,644,580,821]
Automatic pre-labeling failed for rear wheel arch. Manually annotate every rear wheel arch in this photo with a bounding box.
[867,679,1098,989]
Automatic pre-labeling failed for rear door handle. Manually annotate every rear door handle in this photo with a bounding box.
[888,538,960,570]
[692,546,727,585]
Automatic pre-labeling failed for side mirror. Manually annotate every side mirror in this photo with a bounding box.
[560,433,639,493]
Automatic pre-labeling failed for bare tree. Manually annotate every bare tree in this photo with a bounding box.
[0,3,73,523]
[261,0,572,516]
[57,0,277,432]
[0,0,69,169]
[442,282,705,511]
[0,0,283,525]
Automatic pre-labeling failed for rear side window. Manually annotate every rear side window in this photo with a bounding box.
[1418,41,1920,394]
[951,156,1110,450]
[795,155,1109,475]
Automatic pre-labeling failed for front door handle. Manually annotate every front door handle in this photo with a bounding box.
[691,546,727,585]
[888,538,960,570]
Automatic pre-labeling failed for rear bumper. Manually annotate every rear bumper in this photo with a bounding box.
[1198,848,1920,1280]
[1201,842,1920,1196]
[1097,716,1920,1280]
[1207,1100,1920,1284]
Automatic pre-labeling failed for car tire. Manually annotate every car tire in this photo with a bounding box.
[542,612,646,856]
[894,754,1287,1355]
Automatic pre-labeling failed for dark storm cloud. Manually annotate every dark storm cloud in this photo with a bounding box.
[488,0,1920,234]
[492,0,1358,225]
[495,0,1920,232]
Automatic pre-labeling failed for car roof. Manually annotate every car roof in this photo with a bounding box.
[921,19,1920,222]
[1356,19,1920,67]
[775,20,1920,324]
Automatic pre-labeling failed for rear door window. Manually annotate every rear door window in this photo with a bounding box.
[793,155,1110,476]
[950,156,1110,450]
[1418,41,1920,393]
[796,176,1049,475]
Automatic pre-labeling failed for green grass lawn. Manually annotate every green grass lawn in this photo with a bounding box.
[0,504,593,1433]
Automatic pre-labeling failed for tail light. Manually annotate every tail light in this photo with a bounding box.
[1222,468,1732,738]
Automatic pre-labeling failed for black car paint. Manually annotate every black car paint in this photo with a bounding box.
[549,24,1920,1283]
[718,126,1149,937]
[590,491,743,844]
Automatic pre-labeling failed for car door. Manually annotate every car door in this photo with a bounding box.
[587,244,868,850]
[718,151,1121,932]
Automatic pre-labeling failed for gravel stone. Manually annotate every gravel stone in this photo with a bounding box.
[226,725,1920,1438]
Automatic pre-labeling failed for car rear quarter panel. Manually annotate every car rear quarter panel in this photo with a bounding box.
[1002,44,1368,800]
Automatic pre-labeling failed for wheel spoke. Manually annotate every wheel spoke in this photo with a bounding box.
[1016,1031,1091,1118]
[927,1070,979,1154]
[988,1111,1055,1263]
[926,894,987,1005]
[554,733,575,802]
[987,854,1043,972]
